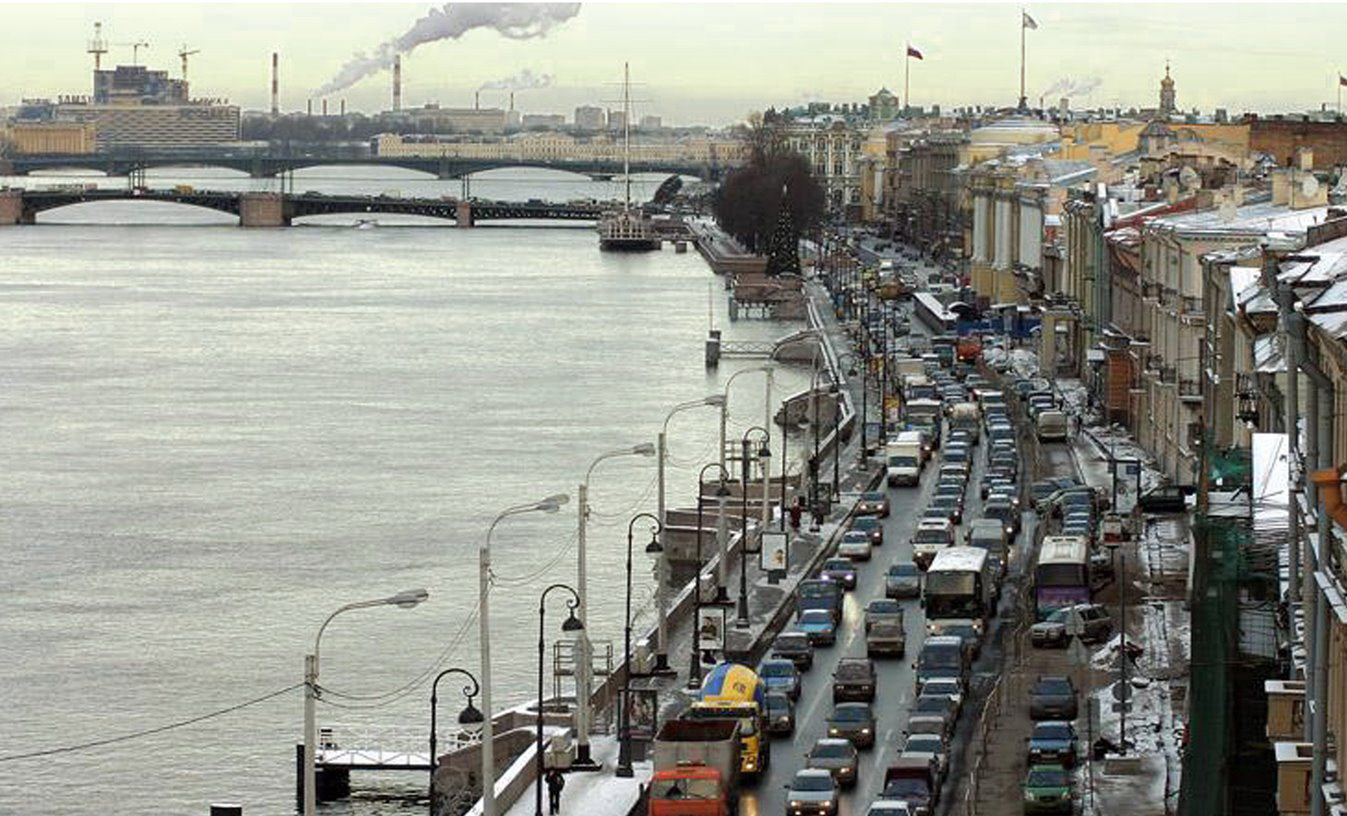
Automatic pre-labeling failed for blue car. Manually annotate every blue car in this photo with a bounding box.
[1028,721,1078,768]
[758,658,802,701]
[796,610,838,646]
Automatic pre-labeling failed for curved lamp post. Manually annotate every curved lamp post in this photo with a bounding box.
[738,427,771,627]
[767,332,824,532]
[304,588,430,816]
[719,365,775,472]
[535,584,584,816]
[690,462,731,688]
[429,668,484,815]
[479,494,568,816]
[617,512,662,777]
[836,351,868,470]
[575,443,655,768]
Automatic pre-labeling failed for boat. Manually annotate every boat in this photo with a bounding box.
[354,218,378,230]
[598,63,659,252]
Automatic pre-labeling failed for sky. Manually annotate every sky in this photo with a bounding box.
[2,1,1346,126]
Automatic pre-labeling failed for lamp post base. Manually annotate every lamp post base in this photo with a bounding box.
[615,764,634,779]
[735,595,751,629]
[712,586,731,605]
[649,654,677,677]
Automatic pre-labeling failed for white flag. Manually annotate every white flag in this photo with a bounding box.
[1023,11,1039,29]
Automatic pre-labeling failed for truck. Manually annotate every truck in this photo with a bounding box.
[955,334,983,363]
[902,374,937,403]
[903,398,944,451]
[688,663,770,778]
[882,756,940,816]
[650,719,742,816]
[948,402,981,443]
[886,431,925,486]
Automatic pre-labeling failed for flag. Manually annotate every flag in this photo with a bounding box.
[1023,11,1038,29]
[907,45,924,60]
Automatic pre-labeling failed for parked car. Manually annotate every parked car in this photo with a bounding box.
[827,701,877,748]
[1137,483,1194,513]
[797,609,839,646]
[1021,763,1073,815]
[886,562,922,598]
[772,630,815,670]
[765,691,796,735]
[857,491,891,517]
[1028,721,1078,768]
[850,515,884,546]
[833,657,878,702]
[806,737,859,787]
[1031,604,1113,647]
[786,768,840,816]
[838,530,874,561]
[758,658,802,700]
[1029,675,1079,721]
[821,557,858,590]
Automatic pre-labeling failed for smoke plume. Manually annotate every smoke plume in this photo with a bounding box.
[478,69,554,92]
[1040,76,1104,100]
[315,3,580,97]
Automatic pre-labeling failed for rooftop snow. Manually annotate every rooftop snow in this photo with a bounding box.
[1150,200,1331,236]
[1252,433,1290,525]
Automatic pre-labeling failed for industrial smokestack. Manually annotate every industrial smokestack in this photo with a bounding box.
[475,90,480,110]
[271,52,279,116]
[307,98,312,115]
[340,99,346,116]
[322,98,328,116]
[509,91,514,111]
[393,55,402,112]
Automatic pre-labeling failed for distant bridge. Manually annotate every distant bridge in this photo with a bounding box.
[0,151,733,181]
[0,187,614,227]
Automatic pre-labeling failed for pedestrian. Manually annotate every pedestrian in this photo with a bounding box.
[789,498,803,531]
[545,768,565,815]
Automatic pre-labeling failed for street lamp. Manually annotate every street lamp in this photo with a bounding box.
[655,395,725,673]
[535,584,584,816]
[429,669,483,816]
[768,331,823,532]
[480,494,568,816]
[690,463,732,689]
[304,588,430,816]
[617,512,662,778]
[718,366,775,473]
[836,351,868,469]
[738,427,771,627]
[575,443,655,769]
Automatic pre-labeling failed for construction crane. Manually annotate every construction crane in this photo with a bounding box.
[117,40,149,66]
[87,21,108,71]
[178,45,200,81]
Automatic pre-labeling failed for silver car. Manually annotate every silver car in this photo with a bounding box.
[806,737,860,788]
[786,768,839,816]
[886,562,922,599]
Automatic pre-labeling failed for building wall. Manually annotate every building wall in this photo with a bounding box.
[1249,117,1347,169]
[4,122,96,154]
[372,132,745,165]
[55,104,239,149]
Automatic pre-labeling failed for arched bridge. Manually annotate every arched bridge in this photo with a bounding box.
[1,187,610,227]
[0,151,733,181]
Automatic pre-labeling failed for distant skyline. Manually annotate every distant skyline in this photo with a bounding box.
[3,2,1346,125]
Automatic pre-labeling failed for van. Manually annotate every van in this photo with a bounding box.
[886,431,926,486]
[1035,410,1068,442]
[911,519,955,569]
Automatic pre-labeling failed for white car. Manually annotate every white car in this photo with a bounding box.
[838,531,873,561]
[866,800,915,816]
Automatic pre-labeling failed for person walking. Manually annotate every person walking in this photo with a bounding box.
[545,768,565,815]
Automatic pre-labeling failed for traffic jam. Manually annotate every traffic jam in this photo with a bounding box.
[647,251,1124,816]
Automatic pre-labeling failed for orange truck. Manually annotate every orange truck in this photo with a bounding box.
[956,334,983,363]
[649,719,742,816]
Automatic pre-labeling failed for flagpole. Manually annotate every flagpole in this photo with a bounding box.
[1019,8,1027,111]
[905,43,911,114]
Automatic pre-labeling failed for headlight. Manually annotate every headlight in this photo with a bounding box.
[820,803,833,810]
[861,728,871,734]
[790,800,803,809]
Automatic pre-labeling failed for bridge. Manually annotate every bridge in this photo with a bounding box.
[0,150,732,182]
[0,187,612,227]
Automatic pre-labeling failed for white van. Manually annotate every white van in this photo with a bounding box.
[1036,410,1068,442]
[886,431,925,486]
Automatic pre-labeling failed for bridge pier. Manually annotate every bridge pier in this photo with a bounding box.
[455,201,474,228]
[239,192,290,227]
[0,190,29,226]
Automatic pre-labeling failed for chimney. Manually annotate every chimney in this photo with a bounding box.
[340,99,346,116]
[322,98,328,116]
[1271,169,1291,206]
[270,52,279,116]
[475,90,480,110]
[306,98,312,116]
[510,91,514,111]
[1297,146,1314,171]
[393,55,402,112]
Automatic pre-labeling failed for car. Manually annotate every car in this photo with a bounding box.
[806,737,859,787]
[833,657,878,702]
[797,609,838,646]
[1030,604,1113,648]
[1021,763,1073,814]
[786,768,839,816]
[865,801,915,816]
[928,494,962,524]
[943,444,971,467]
[838,531,874,561]
[939,462,969,484]
[982,501,1020,538]
[1137,483,1194,513]
[926,621,981,660]
[918,677,964,712]
[827,701,877,748]
[758,658,802,701]
[850,516,884,546]
[865,598,904,631]
[821,557,858,590]
[765,691,796,735]
[866,620,906,658]
[857,491,891,517]
[886,562,922,598]
[915,635,968,693]
[1028,721,1078,768]
[1030,477,1079,504]
[772,630,815,670]
[900,731,949,782]
[934,481,966,505]
[882,756,938,816]
[913,692,959,723]
[1029,675,1079,721]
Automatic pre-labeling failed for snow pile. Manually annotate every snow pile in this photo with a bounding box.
[1010,348,1040,379]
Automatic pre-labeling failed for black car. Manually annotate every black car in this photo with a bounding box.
[1137,484,1194,513]
[1029,675,1079,720]
[833,657,877,702]
[771,630,815,670]
[849,516,884,546]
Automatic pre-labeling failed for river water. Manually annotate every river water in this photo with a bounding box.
[0,167,810,815]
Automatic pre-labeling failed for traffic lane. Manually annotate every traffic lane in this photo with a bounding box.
[738,457,938,816]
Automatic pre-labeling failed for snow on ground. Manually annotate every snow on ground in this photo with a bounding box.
[1010,348,1041,380]
[500,735,649,816]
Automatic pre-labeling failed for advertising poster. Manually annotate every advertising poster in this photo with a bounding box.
[697,605,727,652]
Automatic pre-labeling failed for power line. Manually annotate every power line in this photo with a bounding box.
[0,683,303,763]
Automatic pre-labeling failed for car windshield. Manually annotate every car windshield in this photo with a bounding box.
[824,559,853,571]
[862,492,885,502]
[811,742,853,759]
[1027,768,1069,788]
[924,680,958,696]
[777,634,808,650]
[760,662,793,677]
[844,532,870,543]
[793,774,834,792]
[1035,679,1073,695]
[868,600,900,614]
[890,564,919,577]
[836,663,872,680]
[906,735,942,753]
[831,705,870,722]
[914,528,949,544]
[915,696,950,713]
[852,518,879,530]
[766,696,790,714]
[884,780,928,798]
[800,611,832,625]
[919,643,962,669]
[650,778,721,800]
[1034,723,1073,741]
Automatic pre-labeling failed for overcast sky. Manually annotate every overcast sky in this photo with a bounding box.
[3,1,1345,125]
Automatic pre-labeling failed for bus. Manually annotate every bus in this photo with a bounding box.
[914,292,957,333]
[1033,536,1091,619]
[924,546,996,635]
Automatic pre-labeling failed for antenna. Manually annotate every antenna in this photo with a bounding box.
[178,44,200,81]
[87,22,108,71]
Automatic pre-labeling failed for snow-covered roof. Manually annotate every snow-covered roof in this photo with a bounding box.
[1149,200,1331,237]
[929,546,989,572]
[1251,433,1289,525]
[1228,266,1262,309]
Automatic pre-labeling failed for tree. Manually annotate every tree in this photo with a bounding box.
[712,144,824,265]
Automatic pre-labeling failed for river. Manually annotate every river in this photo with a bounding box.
[0,166,812,815]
